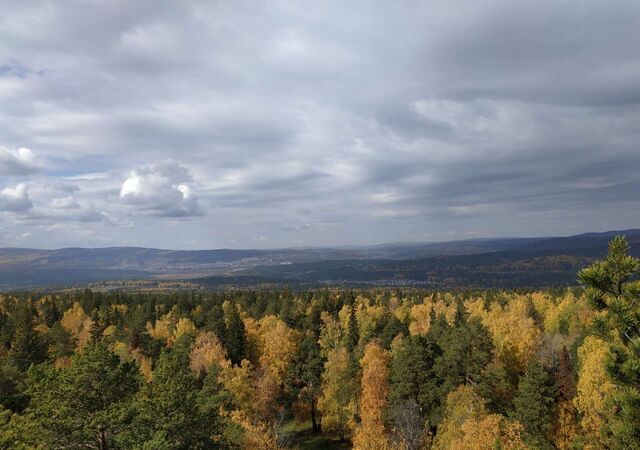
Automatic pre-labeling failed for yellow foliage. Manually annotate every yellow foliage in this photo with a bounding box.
[483,296,541,371]
[112,341,129,360]
[553,400,578,450]
[220,359,255,414]
[257,315,299,386]
[145,311,175,342]
[409,303,432,335]
[465,298,487,320]
[189,331,230,374]
[60,302,92,350]
[131,348,153,382]
[449,414,527,450]
[434,385,487,449]
[318,347,358,440]
[229,410,287,450]
[574,336,616,446]
[353,340,392,450]
[243,317,262,366]
[318,312,343,356]
[171,317,197,344]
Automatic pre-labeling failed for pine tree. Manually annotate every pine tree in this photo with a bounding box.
[8,307,48,372]
[390,334,442,427]
[225,303,247,366]
[579,235,640,446]
[511,360,556,449]
[24,343,140,449]
[132,348,223,448]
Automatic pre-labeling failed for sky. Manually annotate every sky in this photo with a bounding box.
[1,0,640,249]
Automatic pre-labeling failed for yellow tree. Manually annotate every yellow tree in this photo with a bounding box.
[189,331,230,374]
[258,315,299,386]
[450,414,527,450]
[353,340,392,450]
[573,336,616,447]
[318,347,358,441]
[483,296,541,372]
[60,302,92,350]
[433,385,487,449]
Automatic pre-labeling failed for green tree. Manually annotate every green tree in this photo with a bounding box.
[225,304,247,366]
[8,307,47,372]
[433,316,493,411]
[579,235,640,447]
[390,334,442,427]
[24,343,140,449]
[132,348,224,449]
[286,333,325,432]
[511,360,556,449]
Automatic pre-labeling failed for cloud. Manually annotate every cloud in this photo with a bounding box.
[119,162,202,217]
[0,147,42,176]
[0,1,639,248]
[0,184,33,212]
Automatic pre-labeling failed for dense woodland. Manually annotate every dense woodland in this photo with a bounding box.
[0,237,639,449]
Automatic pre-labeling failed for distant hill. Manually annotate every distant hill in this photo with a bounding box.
[0,229,638,290]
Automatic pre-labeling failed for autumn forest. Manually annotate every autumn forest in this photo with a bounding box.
[1,236,639,449]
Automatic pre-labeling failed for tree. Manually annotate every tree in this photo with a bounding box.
[449,413,527,450]
[8,307,47,372]
[347,306,359,353]
[390,334,441,427]
[433,316,493,409]
[286,333,325,432]
[353,340,391,450]
[133,348,224,448]
[433,385,487,449]
[318,347,358,441]
[226,303,247,366]
[573,335,617,448]
[579,235,640,447]
[511,360,556,449]
[24,343,140,449]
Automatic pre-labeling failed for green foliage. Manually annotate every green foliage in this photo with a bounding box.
[390,334,442,428]
[225,303,247,366]
[8,307,47,372]
[511,361,556,449]
[24,343,140,449]
[433,316,493,407]
[132,348,224,449]
[580,235,640,447]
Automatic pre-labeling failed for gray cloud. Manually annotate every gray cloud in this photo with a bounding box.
[0,0,639,248]
[0,184,33,212]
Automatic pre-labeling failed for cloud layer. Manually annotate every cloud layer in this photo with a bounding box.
[0,0,639,248]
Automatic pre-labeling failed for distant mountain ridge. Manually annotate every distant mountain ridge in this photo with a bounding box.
[0,229,638,290]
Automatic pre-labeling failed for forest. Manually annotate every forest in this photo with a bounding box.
[0,236,639,449]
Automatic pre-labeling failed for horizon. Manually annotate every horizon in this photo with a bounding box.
[0,226,638,252]
[2,1,640,249]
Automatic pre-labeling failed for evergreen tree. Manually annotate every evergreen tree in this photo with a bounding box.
[286,333,325,432]
[511,360,556,449]
[225,303,247,366]
[390,334,442,427]
[579,235,640,447]
[433,316,493,403]
[8,307,47,372]
[132,348,223,449]
[24,343,140,449]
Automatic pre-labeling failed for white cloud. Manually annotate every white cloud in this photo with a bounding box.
[0,184,33,212]
[0,147,42,176]
[119,162,202,217]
